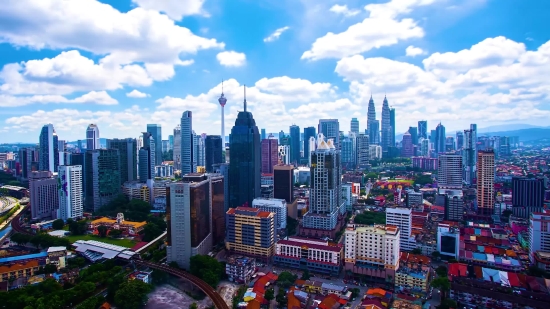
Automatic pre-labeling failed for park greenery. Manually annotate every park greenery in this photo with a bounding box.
[276,271,298,289]
[414,174,433,186]
[11,232,71,249]
[189,254,224,288]
[354,211,386,225]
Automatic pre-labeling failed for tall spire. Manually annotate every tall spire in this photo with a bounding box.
[221,79,224,94]
[243,84,247,112]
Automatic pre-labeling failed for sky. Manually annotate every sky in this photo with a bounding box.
[1,0,549,143]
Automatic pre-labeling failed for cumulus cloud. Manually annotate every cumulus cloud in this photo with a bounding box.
[405,45,426,57]
[126,90,150,98]
[329,4,361,17]
[131,0,208,21]
[216,51,246,67]
[302,0,436,60]
[0,91,117,107]
[264,26,290,42]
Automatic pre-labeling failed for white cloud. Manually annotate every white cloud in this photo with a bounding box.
[302,0,436,60]
[405,45,425,57]
[254,76,336,101]
[0,0,224,67]
[126,90,150,98]
[131,0,207,21]
[329,4,361,17]
[0,91,118,107]
[216,51,246,67]
[72,91,118,105]
[264,26,290,42]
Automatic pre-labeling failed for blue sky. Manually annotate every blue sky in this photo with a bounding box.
[1,0,549,143]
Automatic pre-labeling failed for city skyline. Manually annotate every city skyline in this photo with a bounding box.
[1,0,550,143]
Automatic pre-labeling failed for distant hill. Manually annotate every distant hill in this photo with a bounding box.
[480,128,550,142]
[477,124,547,133]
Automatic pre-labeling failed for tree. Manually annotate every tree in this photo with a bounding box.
[190,303,198,309]
[431,251,441,260]
[276,289,287,307]
[286,216,298,236]
[301,269,311,280]
[435,266,448,278]
[114,280,153,309]
[276,271,297,289]
[354,211,386,225]
[97,225,109,238]
[439,298,457,309]
[189,255,224,287]
[265,288,275,302]
[350,288,360,299]
[431,277,450,300]
[142,222,163,242]
[411,248,422,254]
[69,220,87,235]
[52,219,65,230]
[109,229,123,238]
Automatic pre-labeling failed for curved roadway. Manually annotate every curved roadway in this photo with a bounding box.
[11,204,32,235]
[134,259,229,309]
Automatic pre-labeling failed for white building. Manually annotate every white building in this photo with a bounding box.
[419,138,430,157]
[155,164,174,178]
[278,145,290,165]
[274,237,343,275]
[438,154,463,189]
[57,165,83,221]
[529,210,550,263]
[386,207,416,251]
[437,223,460,260]
[294,167,310,185]
[344,224,400,271]
[308,137,316,167]
[252,198,287,230]
[369,145,382,160]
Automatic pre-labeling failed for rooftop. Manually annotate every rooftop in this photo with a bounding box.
[91,217,147,229]
[0,251,48,264]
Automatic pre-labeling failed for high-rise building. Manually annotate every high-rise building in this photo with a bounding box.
[229,86,261,208]
[456,131,464,150]
[302,134,345,234]
[168,135,174,151]
[381,95,391,151]
[18,147,36,179]
[289,125,301,165]
[261,128,266,140]
[218,82,228,147]
[252,198,288,230]
[173,125,181,170]
[57,165,83,220]
[261,135,278,174]
[303,127,316,165]
[146,124,163,165]
[440,190,464,222]
[367,95,376,142]
[368,120,380,145]
[194,133,205,168]
[350,118,359,134]
[434,123,446,155]
[205,135,223,173]
[418,121,428,140]
[318,119,340,148]
[273,165,293,204]
[529,210,550,264]
[85,149,121,211]
[213,163,230,212]
[356,133,370,167]
[512,177,547,218]
[166,174,215,269]
[86,124,100,150]
[420,138,430,157]
[408,127,418,145]
[180,111,195,174]
[476,150,495,216]
[341,137,354,166]
[401,131,414,157]
[39,124,59,173]
[389,108,396,147]
[438,154,463,189]
[106,138,137,184]
[386,207,415,251]
[139,132,156,182]
[225,207,276,262]
[29,171,59,220]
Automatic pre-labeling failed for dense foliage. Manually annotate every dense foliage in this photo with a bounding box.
[189,254,224,288]
[286,216,298,236]
[276,271,297,289]
[114,279,153,309]
[414,174,433,186]
[11,232,71,249]
[51,219,64,230]
[95,195,152,222]
[354,211,386,225]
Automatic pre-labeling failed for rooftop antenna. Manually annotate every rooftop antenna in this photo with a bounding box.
[244,84,247,112]
[221,79,224,94]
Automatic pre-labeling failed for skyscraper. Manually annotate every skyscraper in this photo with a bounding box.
[29,171,59,220]
[369,120,380,145]
[456,131,464,150]
[418,120,428,140]
[218,82,228,148]
[367,95,376,134]
[401,131,413,157]
[318,119,340,148]
[381,95,391,151]
[435,123,446,155]
[180,111,195,174]
[512,177,547,218]
[356,133,370,167]
[408,127,418,145]
[261,128,266,141]
[463,125,477,185]
[229,86,261,208]
[273,165,293,204]
[261,134,278,174]
[106,138,137,184]
[476,150,495,216]
[173,125,181,170]
[389,108,396,147]
[289,125,300,165]
[57,165,83,220]
[350,118,359,134]
[168,135,174,150]
[84,149,121,211]
[303,127,316,165]
[86,124,100,150]
[438,154,463,189]
[205,135,223,172]
[39,124,59,173]
[139,132,155,182]
[147,124,163,165]
[194,133,205,167]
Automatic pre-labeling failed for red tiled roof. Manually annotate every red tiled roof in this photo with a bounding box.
[277,239,343,252]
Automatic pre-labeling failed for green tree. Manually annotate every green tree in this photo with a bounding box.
[114,280,153,309]
[354,211,386,225]
[190,255,224,287]
[431,251,441,260]
[435,266,448,278]
[411,248,422,254]
[276,289,287,307]
[439,298,457,309]
[52,219,65,230]
[190,303,198,309]
[69,220,88,235]
[109,229,123,238]
[301,269,311,280]
[276,271,297,289]
[142,222,163,242]
[431,277,451,300]
[97,225,109,238]
[265,288,275,302]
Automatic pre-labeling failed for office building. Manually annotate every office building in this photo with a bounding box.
[39,124,59,173]
[369,145,382,160]
[350,118,359,134]
[440,190,464,222]
[173,125,181,170]
[180,112,195,174]
[355,133,369,167]
[225,207,276,262]
[303,127,316,165]
[341,136,354,166]
[273,165,294,204]
[463,124,478,185]
[301,135,345,237]
[456,131,464,150]
[289,125,300,165]
[122,181,150,203]
[213,163,229,212]
[138,132,155,182]
[84,149,121,212]
[57,165,83,221]
[86,124,100,150]
[146,124,163,165]
[29,171,59,220]
[381,96,391,151]
[368,120,380,145]
[166,174,215,270]
[229,88,261,208]
[438,154,463,189]
[418,120,427,140]
[194,133,205,168]
[204,135,223,173]
[512,177,547,218]
[406,190,423,207]
[477,150,495,216]
[408,127,418,145]
[389,108,396,147]
[168,135,174,151]
[344,225,400,281]
[18,147,36,179]
[261,135,278,174]
[366,95,378,145]
[386,207,416,251]
[260,128,266,140]
[106,138,137,184]
[318,119,340,148]
[401,131,413,157]
[252,198,287,230]
[434,123,446,156]
[529,210,550,264]
[210,174,225,245]
[437,223,460,260]
[274,237,343,276]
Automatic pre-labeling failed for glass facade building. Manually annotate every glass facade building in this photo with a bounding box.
[205,135,223,173]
